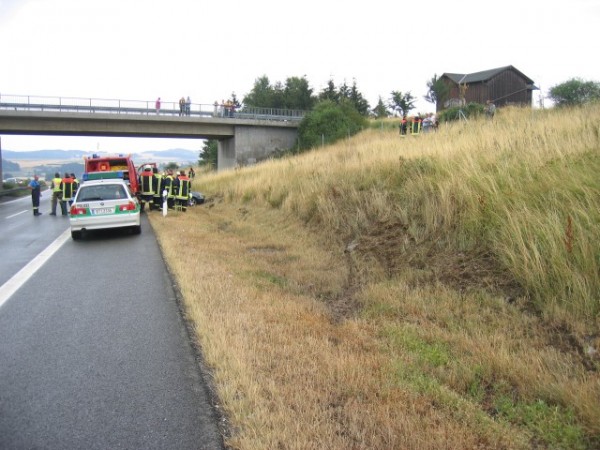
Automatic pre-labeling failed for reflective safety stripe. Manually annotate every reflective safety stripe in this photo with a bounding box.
[140,172,155,195]
[163,176,175,198]
[153,175,163,197]
[176,178,191,199]
[61,178,75,200]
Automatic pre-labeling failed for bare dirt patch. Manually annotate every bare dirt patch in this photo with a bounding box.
[355,219,524,299]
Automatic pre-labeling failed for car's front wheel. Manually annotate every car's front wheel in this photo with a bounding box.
[188,197,197,207]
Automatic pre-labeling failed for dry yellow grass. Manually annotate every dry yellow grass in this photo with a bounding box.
[150,105,600,449]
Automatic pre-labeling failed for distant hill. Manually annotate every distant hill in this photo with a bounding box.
[2,148,198,164]
[2,149,88,160]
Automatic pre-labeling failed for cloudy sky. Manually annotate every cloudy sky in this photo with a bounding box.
[1,0,598,153]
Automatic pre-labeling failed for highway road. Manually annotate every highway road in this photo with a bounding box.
[0,194,224,449]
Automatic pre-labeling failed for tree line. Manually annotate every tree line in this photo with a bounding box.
[198,74,427,167]
[199,75,600,169]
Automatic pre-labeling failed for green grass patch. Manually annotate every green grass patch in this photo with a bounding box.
[382,324,451,368]
[250,269,288,290]
[494,397,587,449]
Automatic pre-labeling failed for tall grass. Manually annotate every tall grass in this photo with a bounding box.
[202,105,600,324]
[151,104,600,449]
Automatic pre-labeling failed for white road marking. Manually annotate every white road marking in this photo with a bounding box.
[6,210,29,219]
[0,228,71,310]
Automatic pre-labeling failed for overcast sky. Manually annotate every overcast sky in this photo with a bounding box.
[1,0,598,153]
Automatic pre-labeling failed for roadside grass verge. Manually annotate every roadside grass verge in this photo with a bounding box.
[150,104,600,449]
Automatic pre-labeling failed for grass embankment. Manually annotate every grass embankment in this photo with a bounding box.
[149,105,600,449]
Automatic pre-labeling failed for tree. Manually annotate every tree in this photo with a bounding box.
[244,75,316,110]
[271,81,285,109]
[389,91,415,117]
[338,81,351,102]
[297,100,367,150]
[372,97,389,118]
[283,76,315,110]
[424,74,450,107]
[548,78,600,107]
[348,80,370,116]
[243,75,274,108]
[199,139,218,170]
[317,79,370,116]
[319,79,339,103]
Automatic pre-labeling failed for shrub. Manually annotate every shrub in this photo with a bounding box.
[437,102,485,122]
[297,100,367,150]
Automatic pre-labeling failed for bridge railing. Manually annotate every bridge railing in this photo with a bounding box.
[0,94,306,122]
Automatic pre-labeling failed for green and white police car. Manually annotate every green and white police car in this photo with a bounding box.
[69,171,141,240]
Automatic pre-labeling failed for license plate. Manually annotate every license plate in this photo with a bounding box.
[92,207,113,215]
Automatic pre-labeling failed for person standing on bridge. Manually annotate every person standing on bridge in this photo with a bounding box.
[49,172,62,216]
[155,97,161,114]
[27,175,42,216]
[179,97,185,116]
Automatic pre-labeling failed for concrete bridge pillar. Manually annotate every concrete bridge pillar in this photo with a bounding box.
[217,125,298,171]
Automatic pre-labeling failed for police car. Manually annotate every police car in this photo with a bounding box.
[69,171,141,240]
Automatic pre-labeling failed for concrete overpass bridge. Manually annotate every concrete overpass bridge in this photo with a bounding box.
[0,94,306,170]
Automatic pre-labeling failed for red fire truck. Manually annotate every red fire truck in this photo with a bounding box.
[83,154,140,196]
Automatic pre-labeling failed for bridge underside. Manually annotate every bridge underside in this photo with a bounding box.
[218,125,298,170]
[0,111,299,170]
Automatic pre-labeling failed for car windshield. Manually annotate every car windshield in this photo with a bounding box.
[78,185,127,201]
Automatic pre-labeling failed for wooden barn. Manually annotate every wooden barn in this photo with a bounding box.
[438,65,537,111]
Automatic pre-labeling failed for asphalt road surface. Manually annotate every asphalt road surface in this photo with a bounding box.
[0,194,224,449]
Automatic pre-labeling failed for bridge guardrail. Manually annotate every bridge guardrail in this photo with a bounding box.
[0,94,306,122]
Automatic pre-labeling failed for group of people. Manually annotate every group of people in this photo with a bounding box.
[154,96,193,116]
[179,96,192,116]
[27,167,195,216]
[27,172,79,217]
[154,96,239,118]
[213,99,236,118]
[399,113,439,135]
[138,166,192,212]
[52,172,78,216]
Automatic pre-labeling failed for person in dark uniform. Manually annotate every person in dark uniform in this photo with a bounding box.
[28,175,42,216]
[174,170,191,212]
[59,172,76,216]
[138,165,156,212]
[161,169,175,210]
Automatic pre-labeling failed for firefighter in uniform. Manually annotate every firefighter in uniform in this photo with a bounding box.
[138,165,155,212]
[152,167,163,211]
[59,172,76,216]
[174,170,191,212]
[161,169,176,210]
[49,172,62,216]
[70,173,79,199]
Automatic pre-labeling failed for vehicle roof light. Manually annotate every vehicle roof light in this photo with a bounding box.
[82,171,124,181]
